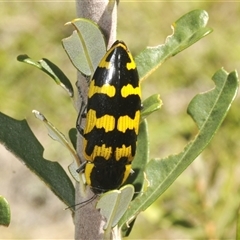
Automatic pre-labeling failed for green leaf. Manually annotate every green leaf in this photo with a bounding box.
[17,55,74,97]
[68,161,81,183]
[69,128,77,151]
[120,120,149,236]
[32,110,80,166]
[120,68,239,227]
[32,110,82,183]
[96,184,134,239]
[187,69,238,129]
[136,9,213,81]
[0,196,11,227]
[125,119,149,193]
[62,18,106,76]
[0,112,75,210]
[141,94,162,121]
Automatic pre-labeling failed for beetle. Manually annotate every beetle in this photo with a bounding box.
[77,40,141,194]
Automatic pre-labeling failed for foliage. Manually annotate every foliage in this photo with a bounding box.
[0,112,75,209]
[0,196,11,227]
[0,2,240,239]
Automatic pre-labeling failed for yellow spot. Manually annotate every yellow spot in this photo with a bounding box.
[117,42,127,51]
[85,162,94,186]
[114,42,135,70]
[126,53,136,70]
[117,111,141,134]
[84,109,97,134]
[98,41,136,71]
[83,139,112,162]
[121,84,141,98]
[92,144,112,160]
[83,139,91,161]
[121,164,132,184]
[115,144,133,161]
[84,109,115,134]
[96,114,115,132]
[88,79,116,98]
[98,47,113,69]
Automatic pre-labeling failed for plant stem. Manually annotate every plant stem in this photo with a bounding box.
[74,1,117,239]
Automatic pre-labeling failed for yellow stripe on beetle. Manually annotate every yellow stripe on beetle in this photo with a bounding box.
[83,140,112,161]
[121,84,141,98]
[84,109,115,134]
[126,53,136,70]
[85,163,94,186]
[88,80,116,98]
[115,144,133,161]
[92,144,112,161]
[117,111,140,134]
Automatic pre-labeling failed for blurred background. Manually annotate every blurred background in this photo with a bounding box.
[1,2,240,239]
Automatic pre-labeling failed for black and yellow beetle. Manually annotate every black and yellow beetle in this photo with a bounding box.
[77,40,141,194]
